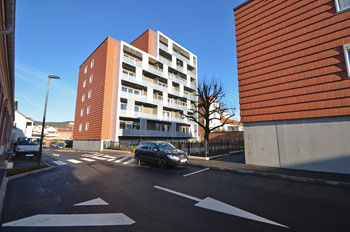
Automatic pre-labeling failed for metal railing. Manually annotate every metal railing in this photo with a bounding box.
[119,129,192,138]
[148,66,163,77]
[159,43,168,51]
[159,57,172,66]
[122,73,136,82]
[123,56,142,68]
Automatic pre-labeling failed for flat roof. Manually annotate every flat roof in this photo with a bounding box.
[233,0,253,11]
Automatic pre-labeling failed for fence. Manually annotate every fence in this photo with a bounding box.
[103,139,244,157]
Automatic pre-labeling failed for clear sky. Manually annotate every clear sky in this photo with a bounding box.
[15,0,246,122]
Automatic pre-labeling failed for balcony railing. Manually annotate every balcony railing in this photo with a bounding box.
[159,43,168,51]
[123,55,142,68]
[173,50,190,63]
[120,110,157,119]
[120,91,147,102]
[190,83,197,90]
[168,75,187,86]
[142,79,168,92]
[119,129,192,138]
[176,65,183,72]
[172,89,180,96]
[159,57,172,67]
[187,70,196,78]
[148,66,163,77]
[122,73,136,82]
[167,102,186,110]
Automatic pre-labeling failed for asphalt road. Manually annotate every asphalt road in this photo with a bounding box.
[1,149,350,232]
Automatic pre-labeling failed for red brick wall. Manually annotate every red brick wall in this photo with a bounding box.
[73,37,120,140]
[234,0,350,123]
[130,29,155,56]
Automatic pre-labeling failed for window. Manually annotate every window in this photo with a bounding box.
[85,122,89,131]
[88,90,92,99]
[91,59,94,68]
[84,66,88,74]
[79,124,82,132]
[134,90,140,95]
[335,0,350,12]
[121,103,127,110]
[87,106,90,115]
[89,74,93,83]
[134,106,140,112]
[82,94,85,102]
[344,44,350,77]
[83,80,86,88]
[128,89,133,94]
[122,87,127,92]
[80,108,84,116]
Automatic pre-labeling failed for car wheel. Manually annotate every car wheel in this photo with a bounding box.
[158,158,168,170]
[134,156,140,166]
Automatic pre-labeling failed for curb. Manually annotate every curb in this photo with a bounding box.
[187,163,350,188]
[6,160,55,181]
[0,176,8,222]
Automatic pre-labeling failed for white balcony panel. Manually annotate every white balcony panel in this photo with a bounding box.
[119,129,192,138]
[121,73,136,82]
[159,57,172,67]
[123,56,142,68]
[120,92,147,102]
[159,43,168,52]
[148,66,163,77]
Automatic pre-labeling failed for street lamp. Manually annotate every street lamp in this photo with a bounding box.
[38,75,60,165]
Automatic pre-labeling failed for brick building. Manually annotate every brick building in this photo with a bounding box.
[73,29,198,151]
[233,0,350,174]
[0,0,15,160]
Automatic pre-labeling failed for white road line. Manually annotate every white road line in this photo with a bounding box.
[74,198,109,206]
[123,158,135,164]
[106,158,116,162]
[90,156,107,160]
[102,155,115,159]
[52,161,66,166]
[154,186,201,202]
[52,153,59,157]
[115,157,129,163]
[2,213,135,227]
[183,168,210,177]
[80,158,95,162]
[67,159,82,164]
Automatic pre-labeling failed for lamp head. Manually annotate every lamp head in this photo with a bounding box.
[48,75,60,79]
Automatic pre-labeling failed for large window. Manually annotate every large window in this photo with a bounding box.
[85,122,89,131]
[344,44,350,77]
[335,0,350,12]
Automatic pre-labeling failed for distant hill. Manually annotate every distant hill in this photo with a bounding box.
[34,121,74,129]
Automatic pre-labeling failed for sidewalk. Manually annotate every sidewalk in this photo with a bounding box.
[188,153,350,188]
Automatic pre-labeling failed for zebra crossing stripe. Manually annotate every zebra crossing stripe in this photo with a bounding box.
[115,157,129,163]
[107,158,116,161]
[67,159,82,164]
[52,161,66,166]
[90,156,107,160]
[123,158,135,165]
[102,155,115,159]
[80,158,95,162]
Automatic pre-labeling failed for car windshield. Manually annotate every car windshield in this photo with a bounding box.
[18,138,40,145]
[157,142,176,151]
[57,143,65,146]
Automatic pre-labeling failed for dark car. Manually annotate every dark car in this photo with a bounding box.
[56,142,65,149]
[134,141,188,169]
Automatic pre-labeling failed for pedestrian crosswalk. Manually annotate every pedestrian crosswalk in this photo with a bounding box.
[51,154,136,167]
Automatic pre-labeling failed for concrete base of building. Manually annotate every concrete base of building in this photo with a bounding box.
[244,116,350,174]
[73,140,103,151]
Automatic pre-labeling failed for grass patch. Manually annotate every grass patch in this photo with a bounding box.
[6,164,49,177]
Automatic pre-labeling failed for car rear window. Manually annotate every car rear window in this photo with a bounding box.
[18,138,40,145]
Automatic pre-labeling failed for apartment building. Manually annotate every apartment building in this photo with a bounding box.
[234,0,350,174]
[73,29,198,151]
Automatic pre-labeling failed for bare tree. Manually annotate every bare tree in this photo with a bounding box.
[182,79,235,157]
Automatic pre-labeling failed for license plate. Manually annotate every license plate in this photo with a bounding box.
[180,159,187,163]
[26,154,34,157]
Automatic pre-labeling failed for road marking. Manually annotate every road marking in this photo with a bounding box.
[80,158,95,162]
[183,168,210,177]
[67,159,82,164]
[107,158,116,162]
[74,198,109,206]
[90,156,107,160]
[52,153,59,157]
[123,158,135,164]
[52,161,66,166]
[2,213,135,227]
[102,155,115,159]
[154,186,288,228]
[115,157,129,163]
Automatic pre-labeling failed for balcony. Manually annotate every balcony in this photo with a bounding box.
[173,50,190,63]
[123,55,142,68]
[159,56,172,67]
[120,91,147,102]
[148,66,163,77]
[187,70,196,78]
[159,43,168,52]
[119,129,192,138]
[121,73,136,82]
[172,89,180,96]
[190,83,197,90]
[168,74,187,86]
[120,110,157,119]
[176,65,184,72]
[153,98,163,105]
[142,79,168,92]
[167,102,186,111]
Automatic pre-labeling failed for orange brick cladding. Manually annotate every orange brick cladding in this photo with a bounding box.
[73,37,120,140]
[234,0,350,123]
[131,29,156,56]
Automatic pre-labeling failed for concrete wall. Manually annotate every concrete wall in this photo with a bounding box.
[73,140,103,151]
[244,116,350,174]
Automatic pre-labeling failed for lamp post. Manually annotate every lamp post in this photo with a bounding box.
[38,75,60,165]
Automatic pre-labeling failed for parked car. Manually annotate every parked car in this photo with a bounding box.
[15,137,41,157]
[56,142,65,149]
[51,142,58,149]
[134,141,188,169]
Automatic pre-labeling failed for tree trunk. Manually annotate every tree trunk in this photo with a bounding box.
[204,133,209,158]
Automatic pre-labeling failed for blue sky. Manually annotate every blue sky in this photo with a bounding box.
[15,0,246,122]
